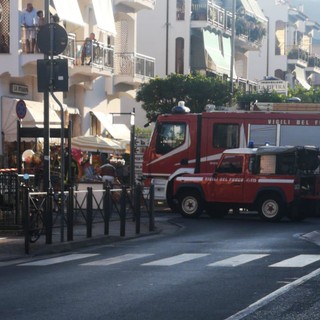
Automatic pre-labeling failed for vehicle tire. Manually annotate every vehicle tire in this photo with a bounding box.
[257,194,285,222]
[178,190,203,218]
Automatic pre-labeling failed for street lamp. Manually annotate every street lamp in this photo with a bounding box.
[229,0,236,108]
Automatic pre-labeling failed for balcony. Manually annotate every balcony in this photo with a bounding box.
[114,52,155,87]
[69,40,114,85]
[191,1,232,36]
[306,54,320,74]
[114,0,155,12]
[287,46,309,68]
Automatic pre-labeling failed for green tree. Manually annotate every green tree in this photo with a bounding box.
[136,73,230,121]
[288,87,320,103]
[236,89,285,109]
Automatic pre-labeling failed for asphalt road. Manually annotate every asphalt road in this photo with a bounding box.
[1,213,320,320]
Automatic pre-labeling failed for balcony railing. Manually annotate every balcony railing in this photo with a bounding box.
[74,40,114,71]
[287,46,309,65]
[59,33,76,64]
[308,54,320,69]
[114,52,155,78]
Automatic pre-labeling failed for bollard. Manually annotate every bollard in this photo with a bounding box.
[120,185,126,236]
[46,187,53,244]
[67,186,74,241]
[135,184,141,234]
[23,186,30,254]
[86,187,93,238]
[149,184,155,231]
[103,183,112,235]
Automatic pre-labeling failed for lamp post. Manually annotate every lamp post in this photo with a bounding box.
[229,0,236,108]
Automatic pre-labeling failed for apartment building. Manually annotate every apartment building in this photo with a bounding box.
[137,0,320,97]
[0,0,155,165]
[137,0,267,93]
[248,0,320,89]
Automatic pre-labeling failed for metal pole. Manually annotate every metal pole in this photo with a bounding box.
[165,0,169,75]
[229,0,236,108]
[130,109,135,191]
[43,0,50,191]
[50,92,65,242]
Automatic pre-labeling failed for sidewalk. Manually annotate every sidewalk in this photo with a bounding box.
[0,210,179,262]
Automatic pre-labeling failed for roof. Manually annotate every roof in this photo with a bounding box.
[256,145,319,155]
[223,148,257,155]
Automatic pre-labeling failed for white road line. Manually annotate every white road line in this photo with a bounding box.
[225,267,320,320]
[269,254,320,268]
[18,254,99,266]
[207,254,269,267]
[81,254,154,266]
[142,253,209,266]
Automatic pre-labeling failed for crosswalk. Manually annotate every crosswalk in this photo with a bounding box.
[16,253,320,268]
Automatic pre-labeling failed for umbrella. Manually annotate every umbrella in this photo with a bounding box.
[71,135,125,153]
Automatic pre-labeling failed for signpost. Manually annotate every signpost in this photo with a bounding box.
[37,1,68,242]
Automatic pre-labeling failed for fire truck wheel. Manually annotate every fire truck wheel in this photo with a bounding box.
[257,194,284,222]
[178,191,203,218]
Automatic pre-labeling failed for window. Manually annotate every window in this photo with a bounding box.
[176,0,185,20]
[249,124,277,146]
[175,37,184,74]
[155,122,186,154]
[0,0,10,54]
[217,155,243,174]
[213,124,239,148]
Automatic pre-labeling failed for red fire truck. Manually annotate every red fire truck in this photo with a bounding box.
[142,103,320,206]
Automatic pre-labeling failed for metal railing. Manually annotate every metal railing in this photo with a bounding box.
[114,52,155,78]
[22,183,155,254]
[75,40,114,70]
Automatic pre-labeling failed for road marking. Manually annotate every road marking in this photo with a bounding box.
[225,267,320,320]
[142,253,209,266]
[81,254,154,266]
[207,254,269,267]
[18,254,99,266]
[269,254,320,268]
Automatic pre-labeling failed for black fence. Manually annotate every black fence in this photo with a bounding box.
[22,183,155,254]
[0,173,35,227]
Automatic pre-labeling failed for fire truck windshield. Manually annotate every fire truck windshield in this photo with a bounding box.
[155,122,186,154]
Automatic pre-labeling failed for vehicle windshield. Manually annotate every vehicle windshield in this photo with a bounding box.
[155,122,186,154]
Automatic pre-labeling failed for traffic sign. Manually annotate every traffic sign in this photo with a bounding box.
[16,99,27,119]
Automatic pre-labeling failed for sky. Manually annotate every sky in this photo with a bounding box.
[290,0,320,22]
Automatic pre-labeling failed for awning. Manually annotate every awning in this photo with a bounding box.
[203,30,230,76]
[71,135,125,153]
[92,0,116,36]
[241,0,267,23]
[91,110,131,141]
[52,0,84,26]
[1,97,61,142]
[222,36,237,79]
[294,66,311,90]
[50,99,80,115]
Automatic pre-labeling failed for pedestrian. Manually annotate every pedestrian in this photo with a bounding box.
[100,160,117,185]
[21,3,38,53]
[81,32,96,65]
[37,10,45,28]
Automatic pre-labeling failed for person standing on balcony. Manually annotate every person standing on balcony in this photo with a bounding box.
[81,32,96,65]
[21,3,38,53]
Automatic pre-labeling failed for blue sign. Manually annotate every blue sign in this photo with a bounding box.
[16,99,27,119]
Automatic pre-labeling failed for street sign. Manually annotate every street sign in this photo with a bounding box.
[37,23,68,56]
[16,99,27,119]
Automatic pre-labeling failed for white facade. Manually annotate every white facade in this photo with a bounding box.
[0,0,155,165]
[248,0,320,88]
